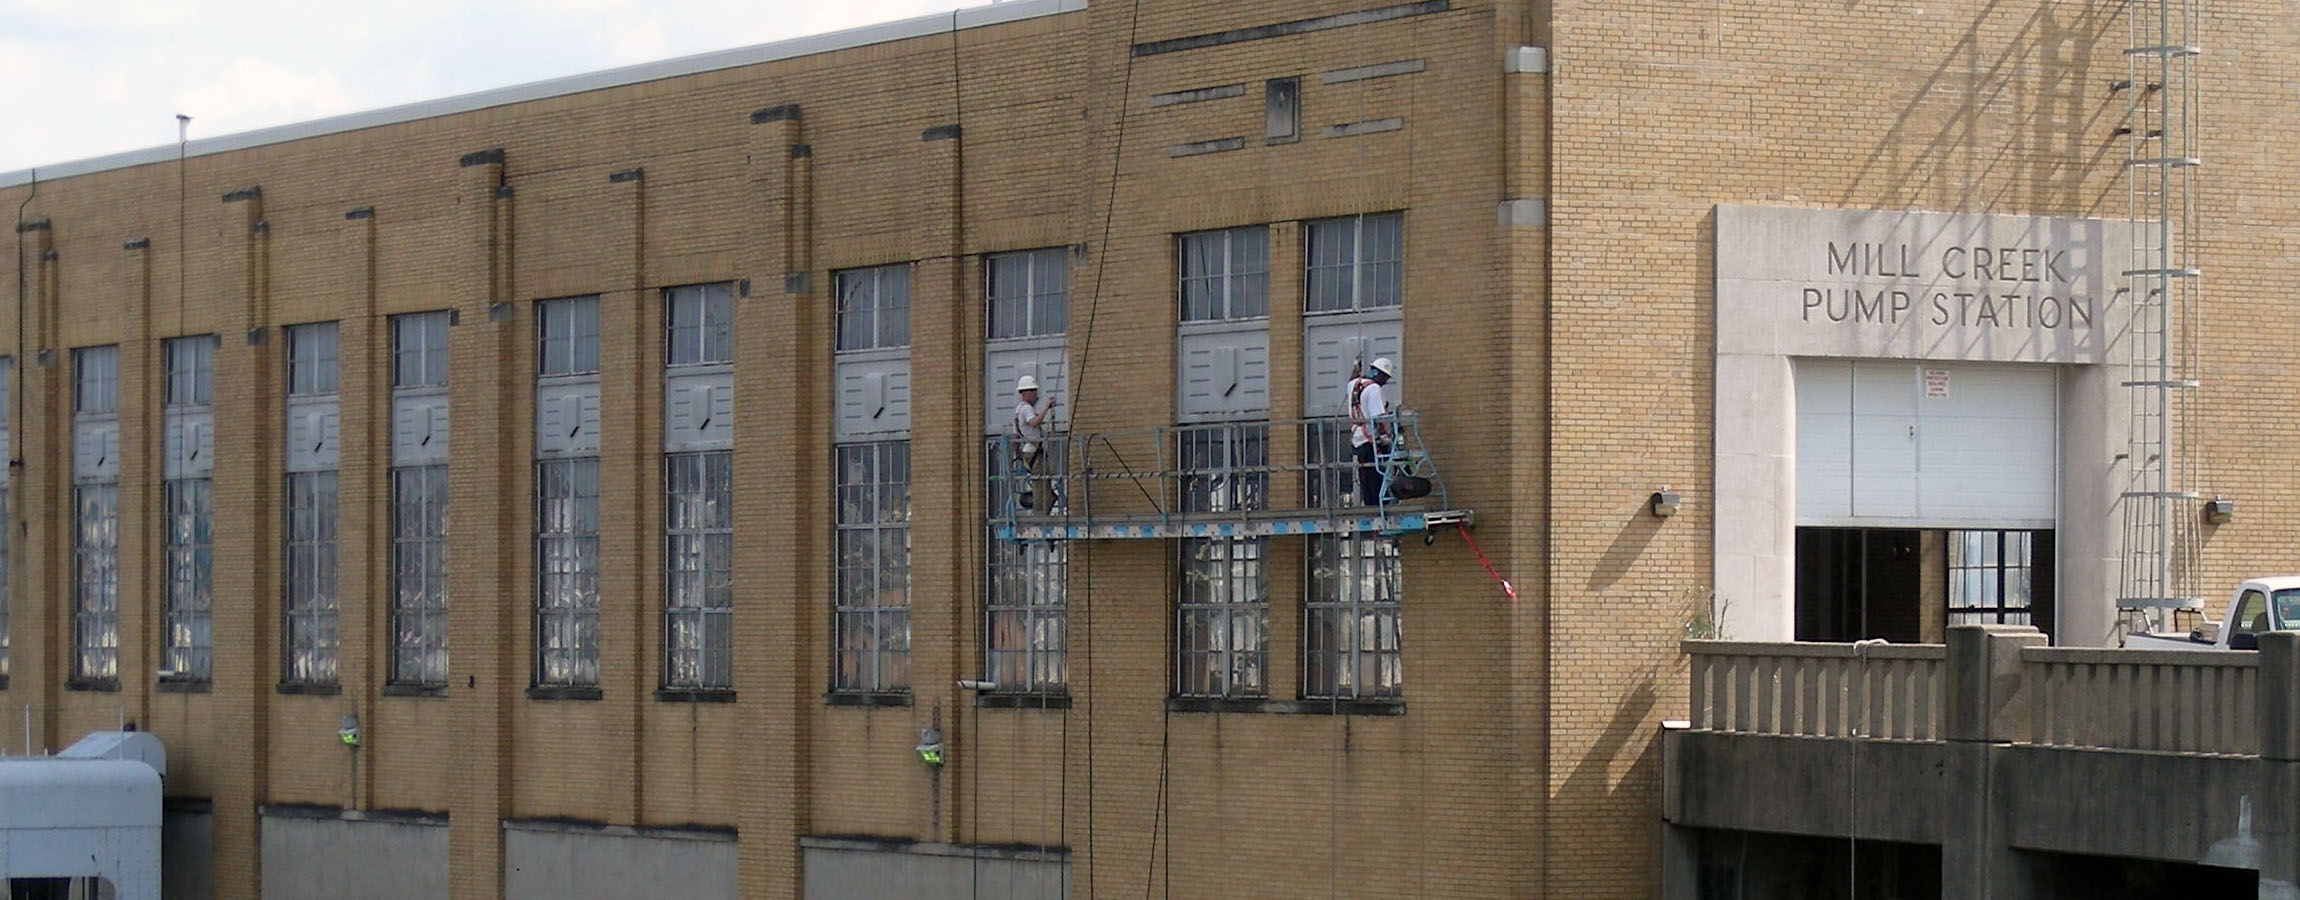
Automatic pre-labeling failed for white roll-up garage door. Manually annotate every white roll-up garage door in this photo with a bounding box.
[1795,359,2057,528]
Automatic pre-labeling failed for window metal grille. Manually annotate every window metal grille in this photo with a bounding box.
[72,483,119,682]
[834,441,910,693]
[283,470,340,685]
[535,457,601,687]
[390,465,450,686]
[666,283,736,366]
[538,296,601,377]
[286,322,339,396]
[1950,530,2037,627]
[986,248,1069,340]
[985,438,1067,694]
[393,311,451,389]
[163,478,213,680]
[1304,212,1404,314]
[665,451,734,690]
[1179,227,1269,322]
[1175,424,1270,698]
[836,265,911,352]
[1301,421,1401,700]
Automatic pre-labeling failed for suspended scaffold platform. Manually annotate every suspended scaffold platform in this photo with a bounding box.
[989,412,1471,542]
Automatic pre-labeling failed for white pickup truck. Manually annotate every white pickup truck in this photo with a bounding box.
[2125,576,2300,650]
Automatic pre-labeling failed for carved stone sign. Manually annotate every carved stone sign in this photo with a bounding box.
[1716,205,2130,364]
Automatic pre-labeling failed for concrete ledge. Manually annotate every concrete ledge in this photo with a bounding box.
[1665,730,1946,844]
[2000,745,2257,864]
[801,836,1069,863]
[502,818,737,843]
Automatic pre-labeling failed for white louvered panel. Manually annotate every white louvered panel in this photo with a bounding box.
[536,380,602,458]
[834,354,910,440]
[73,416,119,481]
[1177,322,1270,423]
[665,369,736,451]
[164,408,216,479]
[1796,360,2056,528]
[1301,311,1402,418]
[1793,359,1855,523]
[983,340,1068,435]
[393,390,451,467]
[285,397,340,473]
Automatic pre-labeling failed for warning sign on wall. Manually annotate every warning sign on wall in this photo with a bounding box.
[1924,368,1951,399]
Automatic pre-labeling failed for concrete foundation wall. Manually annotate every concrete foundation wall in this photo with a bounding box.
[161,806,212,900]
[502,823,735,900]
[1664,730,1947,844]
[802,839,1067,900]
[257,810,447,900]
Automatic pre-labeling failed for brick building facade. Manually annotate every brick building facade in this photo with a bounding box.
[0,0,2291,897]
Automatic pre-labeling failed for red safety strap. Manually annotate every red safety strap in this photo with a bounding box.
[1456,525,1517,602]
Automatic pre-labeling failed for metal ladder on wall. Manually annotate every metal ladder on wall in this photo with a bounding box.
[2114,0,2204,631]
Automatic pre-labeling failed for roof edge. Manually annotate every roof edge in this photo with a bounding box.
[0,0,1085,190]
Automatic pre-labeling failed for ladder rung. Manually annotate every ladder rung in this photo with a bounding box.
[2123,45,2202,57]
[2127,156,2201,168]
[2123,268,2201,278]
[2119,380,2201,388]
[2116,597,2205,610]
[2121,491,2203,499]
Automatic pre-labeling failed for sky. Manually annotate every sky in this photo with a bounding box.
[0,0,991,174]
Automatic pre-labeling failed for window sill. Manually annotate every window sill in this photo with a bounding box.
[68,678,121,693]
[824,691,912,708]
[975,692,1071,710]
[527,685,603,701]
[655,688,737,703]
[382,683,447,699]
[1167,697,1405,716]
[276,681,342,696]
[156,678,212,694]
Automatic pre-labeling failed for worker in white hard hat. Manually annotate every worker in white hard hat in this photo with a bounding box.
[1011,374,1059,509]
[1347,358,1396,506]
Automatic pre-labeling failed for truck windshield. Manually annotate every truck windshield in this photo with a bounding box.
[2276,590,2300,631]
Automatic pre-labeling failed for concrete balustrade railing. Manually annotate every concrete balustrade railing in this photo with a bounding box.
[2023,646,2258,755]
[1686,627,2287,757]
[1685,640,1945,740]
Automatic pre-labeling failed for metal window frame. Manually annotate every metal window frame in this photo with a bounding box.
[285,321,341,397]
[1948,529,2039,627]
[73,345,119,414]
[832,440,910,694]
[983,438,1068,694]
[1300,420,1402,701]
[389,464,451,687]
[834,264,913,353]
[1179,226,1271,323]
[663,450,734,690]
[282,469,340,685]
[162,477,214,681]
[534,456,602,687]
[536,296,603,378]
[164,335,218,408]
[665,283,737,367]
[1303,212,1405,315]
[985,247,1070,340]
[391,310,452,390]
[72,482,120,682]
[1173,423,1271,699]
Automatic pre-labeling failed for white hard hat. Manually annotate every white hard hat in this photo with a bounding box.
[1015,375,1039,392]
[1370,357,1397,378]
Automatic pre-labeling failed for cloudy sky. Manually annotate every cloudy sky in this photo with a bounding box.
[0,0,987,173]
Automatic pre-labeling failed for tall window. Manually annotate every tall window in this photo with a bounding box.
[985,438,1066,694]
[1949,530,2037,627]
[283,322,340,685]
[1302,421,1402,700]
[1179,227,1269,322]
[834,441,909,694]
[1304,212,1404,313]
[536,297,601,689]
[836,265,910,352]
[1175,424,1270,699]
[664,284,735,691]
[72,346,120,684]
[163,336,218,681]
[986,248,1069,340]
[390,311,451,687]
[0,357,13,680]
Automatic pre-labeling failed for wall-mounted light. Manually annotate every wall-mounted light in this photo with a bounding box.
[2204,497,2236,526]
[338,713,361,749]
[915,727,945,767]
[1649,489,1681,518]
